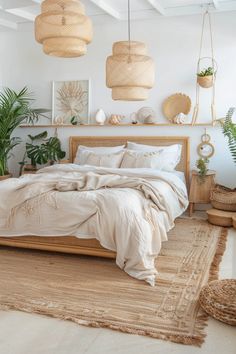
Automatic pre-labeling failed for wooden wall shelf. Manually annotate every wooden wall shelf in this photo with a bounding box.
[20,123,216,128]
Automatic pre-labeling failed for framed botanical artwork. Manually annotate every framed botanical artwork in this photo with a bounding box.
[52,80,90,125]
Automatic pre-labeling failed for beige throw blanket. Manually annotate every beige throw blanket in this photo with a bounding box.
[0,165,188,285]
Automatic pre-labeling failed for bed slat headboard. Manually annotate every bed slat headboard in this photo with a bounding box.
[69,136,190,183]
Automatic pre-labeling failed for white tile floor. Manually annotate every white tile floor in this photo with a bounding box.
[0,225,235,354]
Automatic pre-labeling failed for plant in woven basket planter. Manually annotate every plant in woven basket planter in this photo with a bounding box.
[19,131,66,175]
[0,87,49,179]
[197,67,215,88]
[210,108,236,211]
[196,157,209,182]
[221,107,236,166]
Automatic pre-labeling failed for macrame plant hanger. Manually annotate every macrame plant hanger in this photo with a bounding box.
[192,6,217,126]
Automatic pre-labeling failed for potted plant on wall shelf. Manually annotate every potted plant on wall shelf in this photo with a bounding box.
[197,67,215,88]
[19,131,66,175]
[0,87,49,180]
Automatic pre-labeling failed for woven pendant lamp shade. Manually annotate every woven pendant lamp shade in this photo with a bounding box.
[35,0,93,58]
[106,41,155,101]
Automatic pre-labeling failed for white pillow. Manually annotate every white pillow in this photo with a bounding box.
[120,150,163,169]
[74,144,125,165]
[74,150,124,168]
[126,142,182,171]
[79,145,125,153]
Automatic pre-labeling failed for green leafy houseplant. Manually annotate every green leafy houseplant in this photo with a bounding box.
[196,157,209,181]
[0,87,49,177]
[197,67,214,77]
[19,131,66,175]
[221,107,236,166]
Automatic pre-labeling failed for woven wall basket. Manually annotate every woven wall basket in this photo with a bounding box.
[197,75,214,88]
[106,41,155,101]
[210,184,236,211]
[35,0,93,58]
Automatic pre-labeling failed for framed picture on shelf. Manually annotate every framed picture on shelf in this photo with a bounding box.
[52,80,90,125]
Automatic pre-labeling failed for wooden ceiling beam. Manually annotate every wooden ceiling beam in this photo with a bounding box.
[0,16,17,29]
[6,8,36,21]
[89,0,121,19]
[147,0,166,15]
[212,0,220,9]
[0,0,33,10]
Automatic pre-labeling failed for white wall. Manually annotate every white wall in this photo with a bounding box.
[1,12,236,186]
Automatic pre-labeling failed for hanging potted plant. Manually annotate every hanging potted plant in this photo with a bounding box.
[197,66,215,88]
[19,131,66,175]
[0,87,49,180]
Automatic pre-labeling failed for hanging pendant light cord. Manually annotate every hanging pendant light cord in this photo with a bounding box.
[192,7,217,125]
[128,0,131,62]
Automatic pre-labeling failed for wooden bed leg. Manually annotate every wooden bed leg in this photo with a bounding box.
[189,203,194,217]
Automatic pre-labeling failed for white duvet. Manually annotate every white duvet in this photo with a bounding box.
[0,164,188,285]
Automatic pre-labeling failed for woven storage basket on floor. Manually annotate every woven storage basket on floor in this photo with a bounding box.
[210,184,236,211]
[199,279,236,326]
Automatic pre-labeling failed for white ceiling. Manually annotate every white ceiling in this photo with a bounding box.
[0,0,235,31]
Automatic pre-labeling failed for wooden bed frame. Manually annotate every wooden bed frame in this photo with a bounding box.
[0,136,190,259]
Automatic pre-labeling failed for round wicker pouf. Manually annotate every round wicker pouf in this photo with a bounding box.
[199,279,236,326]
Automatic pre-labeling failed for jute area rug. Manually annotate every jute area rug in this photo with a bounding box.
[0,219,227,346]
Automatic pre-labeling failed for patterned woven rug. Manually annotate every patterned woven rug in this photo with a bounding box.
[0,219,227,346]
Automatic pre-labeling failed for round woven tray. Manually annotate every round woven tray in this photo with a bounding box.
[199,279,236,326]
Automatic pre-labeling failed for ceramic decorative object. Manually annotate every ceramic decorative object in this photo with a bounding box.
[130,112,138,124]
[95,109,106,125]
[109,114,124,125]
[144,115,155,124]
[136,107,156,123]
[162,93,191,122]
[54,116,64,125]
[172,113,186,124]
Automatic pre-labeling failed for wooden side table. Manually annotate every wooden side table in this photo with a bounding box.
[189,170,216,216]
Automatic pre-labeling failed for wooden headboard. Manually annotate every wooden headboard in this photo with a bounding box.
[69,136,190,183]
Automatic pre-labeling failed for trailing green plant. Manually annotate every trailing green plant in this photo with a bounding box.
[19,131,66,174]
[197,67,214,77]
[196,157,209,178]
[221,107,236,165]
[0,87,49,176]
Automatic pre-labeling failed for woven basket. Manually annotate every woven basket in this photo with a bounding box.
[210,184,236,211]
[199,279,236,326]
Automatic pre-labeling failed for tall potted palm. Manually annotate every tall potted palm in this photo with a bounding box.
[0,87,49,179]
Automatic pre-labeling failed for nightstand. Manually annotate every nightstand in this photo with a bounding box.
[189,170,216,216]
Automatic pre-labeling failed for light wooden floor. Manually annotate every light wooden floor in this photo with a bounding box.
[0,217,235,354]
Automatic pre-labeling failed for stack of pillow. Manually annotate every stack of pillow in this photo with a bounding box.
[74,142,182,172]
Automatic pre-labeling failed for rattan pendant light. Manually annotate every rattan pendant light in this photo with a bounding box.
[106,0,155,101]
[35,0,93,58]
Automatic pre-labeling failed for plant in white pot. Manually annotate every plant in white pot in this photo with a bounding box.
[0,87,49,180]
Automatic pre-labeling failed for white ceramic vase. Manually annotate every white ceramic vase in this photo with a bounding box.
[95,109,106,125]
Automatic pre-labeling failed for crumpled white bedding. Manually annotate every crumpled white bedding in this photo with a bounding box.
[0,164,188,285]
